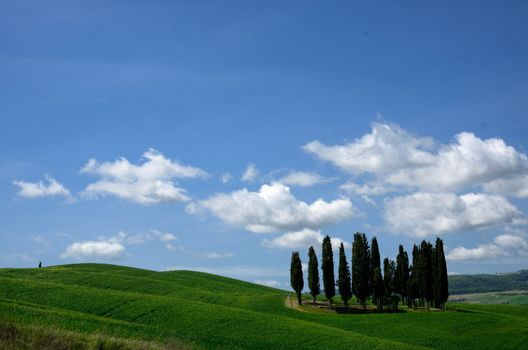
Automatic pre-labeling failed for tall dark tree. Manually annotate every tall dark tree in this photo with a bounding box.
[370,237,382,307]
[409,244,421,308]
[383,258,395,297]
[372,266,384,310]
[321,236,336,308]
[290,251,304,305]
[434,238,449,310]
[420,240,434,309]
[338,242,352,307]
[307,246,320,306]
[394,245,409,305]
[352,233,370,309]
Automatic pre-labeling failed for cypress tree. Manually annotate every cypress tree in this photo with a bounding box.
[307,246,320,306]
[352,233,370,309]
[290,251,304,305]
[321,236,336,308]
[434,238,449,310]
[372,266,384,310]
[338,242,352,307]
[370,237,382,307]
[420,240,433,309]
[383,258,395,297]
[394,245,409,305]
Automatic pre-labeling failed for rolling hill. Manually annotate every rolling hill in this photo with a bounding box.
[0,264,526,349]
[449,270,528,294]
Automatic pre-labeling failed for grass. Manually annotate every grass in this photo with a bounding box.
[0,264,526,349]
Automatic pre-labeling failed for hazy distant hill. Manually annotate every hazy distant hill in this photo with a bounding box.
[449,270,528,294]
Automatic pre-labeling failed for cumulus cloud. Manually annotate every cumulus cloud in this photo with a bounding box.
[100,229,177,250]
[61,241,126,260]
[276,171,330,187]
[447,233,528,261]
[80,149,207,205]
[196,183,358,233]
[383,192,523,237]
[61,229,178,261]
[241,163,259,183]
[262,228,351,249]
[13,175,72,199]
[304,122,528,194]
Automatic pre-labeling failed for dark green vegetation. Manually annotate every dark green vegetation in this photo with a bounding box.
[307,246,320,305]
[321,236,336,308]
[0,264,527,349]
[290,251,304,305]
[449,270,528,294]
[304,234,448,311]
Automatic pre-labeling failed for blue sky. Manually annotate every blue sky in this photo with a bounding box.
[2,1,528,288]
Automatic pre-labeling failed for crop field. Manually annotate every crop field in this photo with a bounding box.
[0,264,526,349]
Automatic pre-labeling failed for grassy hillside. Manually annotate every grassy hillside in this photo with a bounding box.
[0,264,526,349]
[449,270,528,294]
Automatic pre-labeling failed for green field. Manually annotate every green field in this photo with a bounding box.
[0,264,526,349]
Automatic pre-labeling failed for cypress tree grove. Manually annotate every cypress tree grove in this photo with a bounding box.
[290,251,304,305]
[434,238,449,310]
[352,233,370,309]
[307,246,320,306]
[338,242,352,307]
[370,237,382,307]
[321,236,336,308]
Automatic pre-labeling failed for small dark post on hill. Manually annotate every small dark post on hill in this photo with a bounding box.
[337,242,352,307]
[352,233,370,309]
[290,252,304,305]
[321,236,336,308]
[307,246,320,306]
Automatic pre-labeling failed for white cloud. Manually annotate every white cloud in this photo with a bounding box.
[220,173,233,184]
[100,229,177,250]
[13,175,72,199]
[360,195,376,206]
[304,122,435,176]
[197,183,358,233]
[241,163,259,183]
[383,192,523,237]
[304,122,528,194]
[80,149,207,205]
[483,175,528,198]
[262,228,351,250]
[446,233,528,261]
[199,251,234,259]
[276,171,329,187]
[254,279,281,288]
[61,241,126,260]
[340,181,393,196]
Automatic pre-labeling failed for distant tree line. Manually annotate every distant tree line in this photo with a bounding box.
[290,234,449,310]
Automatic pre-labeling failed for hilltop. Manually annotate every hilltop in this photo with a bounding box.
[449,270,528,294]
[0,264,526,349]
